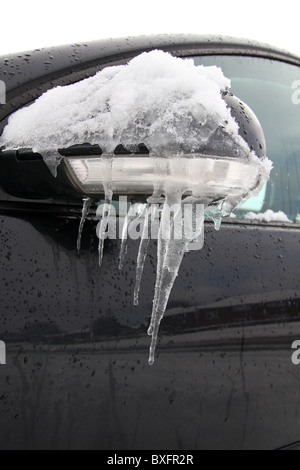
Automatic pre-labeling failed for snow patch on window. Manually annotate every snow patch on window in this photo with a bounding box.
[244,209,292,223]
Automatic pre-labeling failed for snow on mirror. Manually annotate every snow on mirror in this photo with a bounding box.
[0,50,273,365]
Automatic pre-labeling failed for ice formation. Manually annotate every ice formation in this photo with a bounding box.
[134,204,158,307]
[0,50,273,364]
[77,197,92,254]
[119,203,145,270]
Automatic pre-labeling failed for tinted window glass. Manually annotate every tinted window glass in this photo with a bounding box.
[193,56,300,223]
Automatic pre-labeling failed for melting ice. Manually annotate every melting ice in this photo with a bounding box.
[77,197,92,254]
[0,50,273,364]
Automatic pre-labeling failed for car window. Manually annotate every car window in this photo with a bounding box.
[193,55,300,224]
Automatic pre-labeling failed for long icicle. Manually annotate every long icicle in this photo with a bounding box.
[133,204,156,306]
[148,194,205,365]
[147,207,167,337]
[77,197,93,255]
[119,203,145,270]
[98,156,113,267]
[148,193,182,363]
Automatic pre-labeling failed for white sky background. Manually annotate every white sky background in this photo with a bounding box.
[0,0,299,57]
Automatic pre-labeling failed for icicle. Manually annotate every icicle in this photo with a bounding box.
[40,149,62,177]
[98,192,113,266]
[148,193,204,365]
[205,205,223,231]
[212,213,222,231]
[147,193,205,365]
[118,203,145,270]
[148,200,180,337]
[133,204,159,306]
[148,193,183,364]
[77,198,93,255]
[147,224,167,337]
[119,208,131,270]
[98,156,113,266]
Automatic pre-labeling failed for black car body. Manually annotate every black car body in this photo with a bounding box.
[0,35,300,450]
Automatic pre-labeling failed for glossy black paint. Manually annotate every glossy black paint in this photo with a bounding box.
[0,214,299,450]
[0,36,300,450]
